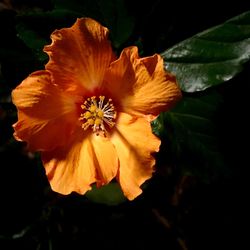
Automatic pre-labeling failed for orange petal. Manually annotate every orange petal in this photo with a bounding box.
[91,133,118,187]
[12,70,78,151]
[44,18,114,94]
[42,129,118,195]
[110,112,161,200]
[104,46,182,120]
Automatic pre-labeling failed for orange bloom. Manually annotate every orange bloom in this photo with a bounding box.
[12,18,182,200]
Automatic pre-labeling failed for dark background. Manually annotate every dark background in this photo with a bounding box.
[0,1,249,249]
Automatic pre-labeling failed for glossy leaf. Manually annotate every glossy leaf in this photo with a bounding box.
[162,11,250,92]
[153,91,227,181]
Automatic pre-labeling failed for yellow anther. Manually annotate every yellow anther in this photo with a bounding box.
[97,110,104,118]
[84,111,92,119]
[94,118,102,126]
[79,95,116,135]
[89,105,97,112]
[88,118,94,125]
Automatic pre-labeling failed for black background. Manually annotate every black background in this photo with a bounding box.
[0,1,250,249]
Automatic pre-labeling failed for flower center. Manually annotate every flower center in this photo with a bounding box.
[79,96,117,136]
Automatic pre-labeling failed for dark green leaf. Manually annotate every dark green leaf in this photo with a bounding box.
[52,0,134,48]
[17,8,83,23]
[153,91,227,181]
[162,11,250,92]
[16,22,48,62]
[86,182,126,205]
[97,0,134,48]
[52,0,98,16]
[15,9,85,62]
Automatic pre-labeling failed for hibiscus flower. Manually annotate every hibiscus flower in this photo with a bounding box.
[12,18,182,200]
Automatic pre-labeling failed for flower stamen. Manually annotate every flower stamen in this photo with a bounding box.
[79,96,117,136]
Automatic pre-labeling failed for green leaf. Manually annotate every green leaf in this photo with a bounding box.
[97,0,134,48]
[86,182,126,206]
[162,11,250,92]
[52,0,97,15]
[52,0,134,48]
[153,91,227,181]
[15,9,85,63]
[16,22,48,62]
